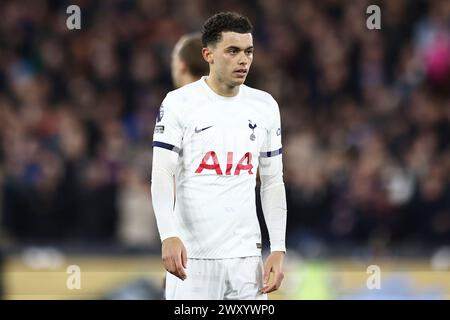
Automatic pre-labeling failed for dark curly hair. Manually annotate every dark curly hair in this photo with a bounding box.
[201,12,253,47]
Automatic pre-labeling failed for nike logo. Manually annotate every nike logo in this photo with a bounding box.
[195,125,213,133]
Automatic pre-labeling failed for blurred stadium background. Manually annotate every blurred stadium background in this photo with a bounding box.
[0,0,449,299]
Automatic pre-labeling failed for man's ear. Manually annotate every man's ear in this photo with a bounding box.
[202,47,213,64]
[179,60,187,74]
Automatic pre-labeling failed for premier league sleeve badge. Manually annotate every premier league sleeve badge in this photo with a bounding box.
[156,105,164,123]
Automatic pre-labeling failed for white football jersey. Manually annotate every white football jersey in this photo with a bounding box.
[152,77,283,258]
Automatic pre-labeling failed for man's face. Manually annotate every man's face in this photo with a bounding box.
[206,32,253,87]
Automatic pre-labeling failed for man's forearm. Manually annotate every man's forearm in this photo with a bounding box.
[151,148,179,241]
[260,174,287,252]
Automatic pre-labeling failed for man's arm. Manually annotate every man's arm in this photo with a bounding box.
[151,147,188,281]
[259,161,287,293]
[259,96,287,294]
[151,95,187,281]
[151,147,179,240]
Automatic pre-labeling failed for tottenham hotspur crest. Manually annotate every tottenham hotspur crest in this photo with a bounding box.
[248,120,257,141]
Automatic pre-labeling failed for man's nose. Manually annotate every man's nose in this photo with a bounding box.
[238,52,250,65]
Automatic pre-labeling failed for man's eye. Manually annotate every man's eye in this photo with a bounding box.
[229,49,238,54]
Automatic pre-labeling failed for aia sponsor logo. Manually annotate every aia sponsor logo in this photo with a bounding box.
[195,151,253,175]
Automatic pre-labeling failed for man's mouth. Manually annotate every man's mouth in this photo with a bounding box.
[234,69,248,77]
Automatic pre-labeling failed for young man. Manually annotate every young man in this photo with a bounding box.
[171,32,209,88]
[151,12,287,300]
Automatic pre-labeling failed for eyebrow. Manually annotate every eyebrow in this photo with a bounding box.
[226,46,254,51]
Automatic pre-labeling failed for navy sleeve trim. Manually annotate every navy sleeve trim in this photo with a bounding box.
[259,148,282,158]
[152,141,181,153]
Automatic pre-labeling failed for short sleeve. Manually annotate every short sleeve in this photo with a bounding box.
[152,92,183,153]
[260,97,282,155]
[259,97,283,176]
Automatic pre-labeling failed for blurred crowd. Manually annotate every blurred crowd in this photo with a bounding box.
[0,0,449,252]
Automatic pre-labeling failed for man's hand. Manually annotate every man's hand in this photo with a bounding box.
[261,251,285,294]
[162,237,188,281]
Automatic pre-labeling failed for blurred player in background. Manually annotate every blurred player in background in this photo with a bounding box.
[171,32,209,88]
[169,34,209,191]
[151,12,287,299]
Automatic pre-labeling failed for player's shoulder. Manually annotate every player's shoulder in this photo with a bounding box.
[161,79,204,116]
[242,84,279,115]
[165,79,204,102]
[242,85,278,106]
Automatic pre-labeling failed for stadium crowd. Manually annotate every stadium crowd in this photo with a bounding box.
[0,0,449,253]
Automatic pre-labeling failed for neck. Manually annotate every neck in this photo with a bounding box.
[205,74,239,97]
[180,74,198,87]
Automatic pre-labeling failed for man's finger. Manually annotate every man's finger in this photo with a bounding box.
[261,280,276,294]
[165,256,180,277]
[260,275,272,293]
[163,255,171,271]
[181,246,188,269]
[174,255,187,280]
[262,276,279,293]
[271,271,284,291]
[263,264,272,285]
[261,271,283,293]
[176,266,186,280]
